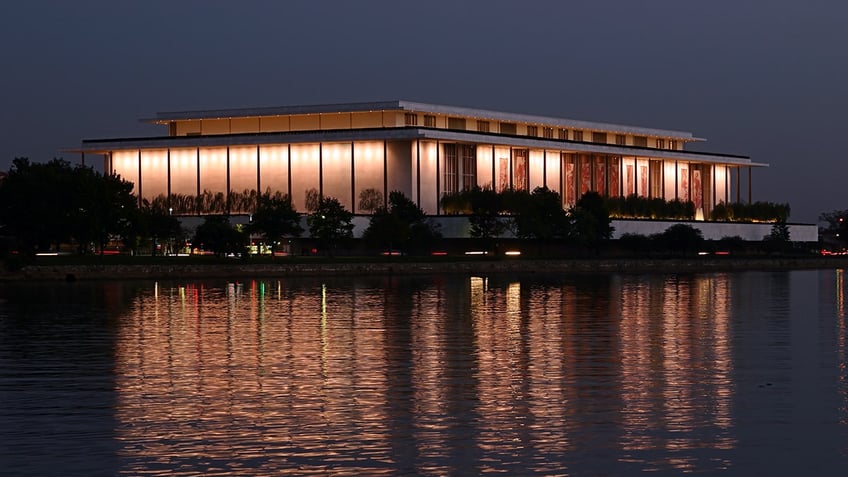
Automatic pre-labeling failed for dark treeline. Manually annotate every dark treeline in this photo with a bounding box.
[0,158,137,256]
[0,160,810,262]
[445,188,789,223]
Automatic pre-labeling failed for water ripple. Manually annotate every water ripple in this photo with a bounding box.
[2,271,848,475]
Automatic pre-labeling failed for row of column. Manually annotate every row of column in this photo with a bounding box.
[105,141,747,216]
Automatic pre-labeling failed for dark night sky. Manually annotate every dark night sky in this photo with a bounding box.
[1,0,845,223]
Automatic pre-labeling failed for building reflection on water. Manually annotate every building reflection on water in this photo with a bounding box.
[113,273,739,474]
[831,269,848,426]
[617,274,734,471]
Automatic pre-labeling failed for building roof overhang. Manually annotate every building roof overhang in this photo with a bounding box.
[76,127,764,167]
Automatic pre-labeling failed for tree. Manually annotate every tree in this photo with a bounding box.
[304,188,320,212]
[712,201,790,222]
[192,216,247,257]
[440,189,472,214]
[763,221,792,254]
[362,207,405,251]
[0,158,137,256]
[127,201,183,256]
[362,191,441,254]
[358,188,384,214]
[571,191,613,248]
[819,209,848,251]
[508,187,569,240]
[68,166,139,255]
[468,187,507,240]
[0,158,74,254]
[657,223,704,256]
[716,235,747,254]
[307,196,354,256]
[618,233,652,256]
[248,192,303,255]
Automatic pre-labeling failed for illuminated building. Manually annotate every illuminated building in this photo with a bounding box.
[78,100,818,240]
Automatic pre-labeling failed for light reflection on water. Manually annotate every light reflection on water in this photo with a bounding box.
[2,270,848,475]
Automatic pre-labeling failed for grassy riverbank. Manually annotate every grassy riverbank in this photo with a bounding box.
[4,254,848,281]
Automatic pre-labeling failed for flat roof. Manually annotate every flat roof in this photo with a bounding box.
[144,100,700,141]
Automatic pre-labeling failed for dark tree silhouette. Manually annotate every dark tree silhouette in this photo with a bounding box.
[656,223,704,256]
[358,188,384,214]
[248,192,303,255]
[467,187,507,240]
[192,216,247,257]
[307,196,354,256]
[508,187,569,240]
[0,158,137,256]
[572,191,613,247]
[362,191,440,254]
[126,201,183,256]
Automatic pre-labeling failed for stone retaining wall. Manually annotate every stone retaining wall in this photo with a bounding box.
[6,257,848,282]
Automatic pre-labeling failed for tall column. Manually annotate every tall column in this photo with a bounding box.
[674,160,679,200]
[137,150,142,207]
[195,148,200,202]
[559,152,564,205]
[736,167,741,204]
[351,142,357,213]
[509,148,514,189]
[688,166,692,202]
[748,167,752,204]
[435,140,440,214]
[590,155,595,193]
[166,149,171,211]
[383,140,388,208]
[416,140,421,207]
[287,144,292,199]
[319,143,324,198]
[256,145,261,196]
[634,156,638,196]
[491,145,496,191]
[712,164,717,213]
[726,165,730,203]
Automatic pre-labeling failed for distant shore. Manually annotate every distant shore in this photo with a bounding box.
[4,256,848,282]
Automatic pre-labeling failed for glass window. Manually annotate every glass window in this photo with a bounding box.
[448,117,466,129]
[443,144,477,194]
[500,122,517,134]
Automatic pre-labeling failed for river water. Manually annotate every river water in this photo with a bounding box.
[1,270,847,476]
